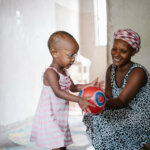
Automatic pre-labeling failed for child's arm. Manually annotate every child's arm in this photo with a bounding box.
[44,69,95,112]
[70,77,99,92]
[106,67,147,109]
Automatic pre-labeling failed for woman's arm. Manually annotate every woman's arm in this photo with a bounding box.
[105,65,113,99]
[106,67,147,109]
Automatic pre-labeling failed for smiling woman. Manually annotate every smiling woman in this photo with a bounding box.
[83,28,150,150]
[111,39,136,69]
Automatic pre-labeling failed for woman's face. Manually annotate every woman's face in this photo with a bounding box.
[111,39,136,67]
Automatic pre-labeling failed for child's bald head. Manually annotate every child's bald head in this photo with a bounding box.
[48,31,79,52]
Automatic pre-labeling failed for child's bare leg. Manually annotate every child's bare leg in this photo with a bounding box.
[52,147,66,150]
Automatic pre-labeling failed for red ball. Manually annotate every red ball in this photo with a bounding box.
[79,86,106,114]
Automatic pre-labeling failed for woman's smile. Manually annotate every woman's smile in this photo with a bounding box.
[113,57,121,62]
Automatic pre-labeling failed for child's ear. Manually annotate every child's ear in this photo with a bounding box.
[51,49,58,58]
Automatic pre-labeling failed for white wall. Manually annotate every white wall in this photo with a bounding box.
[0,0,56,125]
[55,1,80,41]
[0,0,108,126]
[0,0,81,126]
[107,0,150,71]
[79,0,107,81]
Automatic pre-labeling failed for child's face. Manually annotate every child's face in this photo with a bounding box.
[111,39,136,67]
[54,36,79,69]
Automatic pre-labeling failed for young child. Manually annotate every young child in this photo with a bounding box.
[83,29,150,150]
[30,31,98,150]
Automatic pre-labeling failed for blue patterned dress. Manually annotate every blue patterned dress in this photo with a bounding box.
[83,63,150,150]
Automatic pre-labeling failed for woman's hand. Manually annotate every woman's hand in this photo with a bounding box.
[91,78,105,92]
[90,77,99,86]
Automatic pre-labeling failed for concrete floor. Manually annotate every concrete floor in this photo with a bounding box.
[0,115,94,150]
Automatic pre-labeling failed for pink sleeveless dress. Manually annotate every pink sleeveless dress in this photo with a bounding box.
[30,67,73,149]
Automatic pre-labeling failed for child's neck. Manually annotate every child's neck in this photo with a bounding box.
[50,63,66,76]
[57,67,66,75]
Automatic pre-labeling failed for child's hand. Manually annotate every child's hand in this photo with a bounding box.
[78,97,95,113]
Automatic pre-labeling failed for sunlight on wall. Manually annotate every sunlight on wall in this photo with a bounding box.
[93,0,107,46]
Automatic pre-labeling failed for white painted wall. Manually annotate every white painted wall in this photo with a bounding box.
[55,1,80,41]
[0,0,80,126]
[107,0,150,71]
[0,0,56,125]
[79,0,107,81]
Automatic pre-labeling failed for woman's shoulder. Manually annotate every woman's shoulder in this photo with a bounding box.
[127,63,149,86]
[132,63,148,70]
[130,63,149,76]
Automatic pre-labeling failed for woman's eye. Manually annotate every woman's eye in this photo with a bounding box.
[112,48,116,51]
[121,49,127,53]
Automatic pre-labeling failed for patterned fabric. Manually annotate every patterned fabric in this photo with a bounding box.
[30,67,73,149]
[83,63,150,150]
[113,29,141,52]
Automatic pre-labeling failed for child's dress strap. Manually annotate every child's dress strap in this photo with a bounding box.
[47,66,58,73]
[64,68,69,76]
[47,67,69,77]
